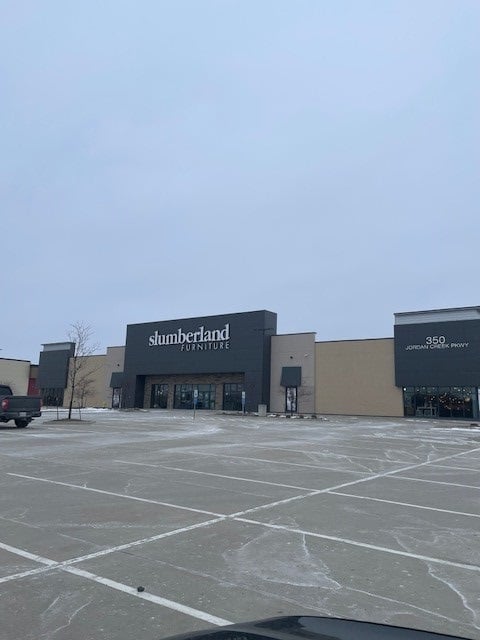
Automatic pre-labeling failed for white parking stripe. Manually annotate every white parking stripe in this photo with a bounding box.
[7,473,223,517]
[187,445,480,474]
[228,446,480,517]
[328,491,480,518]
[252,444,411,464]
[0,541,57,566]
[10,447,480,525]
[115,459,316,491]
[63,566,232,626]
[235,518,480,572]
[390,475,480,490]
[429,463,480,473]
[0,542,232,626]
[0,566,55,584]
[187,450,364,470]
[62,518,224,566]
[0,519,224,584]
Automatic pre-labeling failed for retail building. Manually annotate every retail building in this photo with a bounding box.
[32,306,480,420]
[394,307,480,419]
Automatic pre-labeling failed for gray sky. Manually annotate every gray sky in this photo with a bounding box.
[2,0,479,362]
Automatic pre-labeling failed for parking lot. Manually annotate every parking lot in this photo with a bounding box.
[0,410,479,640]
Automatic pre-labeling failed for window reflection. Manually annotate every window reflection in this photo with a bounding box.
[223,383,244,411]
[174,384,216,410]
[403,386,478,419]
[150,384,168,408]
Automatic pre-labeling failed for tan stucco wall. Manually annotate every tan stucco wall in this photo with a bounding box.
[64,354,107,408]
[0,359,31,395]
[104,346,125,408]
[315,338,403,417]
[270,333,316,413]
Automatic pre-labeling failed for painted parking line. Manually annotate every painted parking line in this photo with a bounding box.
[115,459,318,491]
[7,470,316,520]
[186,450,368,471]
[328,491,480,519]
[390,475,480,490]
[63,565,232,626]
[7,473,223,517]
[235,518,480,573]
[288,434,477,451]
[186,445,480,474]
[0,518,225,585]
[62,518,224,566]
[0,541,58,566]
[0,541,59,585]
[0,541,231,626]
[251,444,413,465]
[0,565,54,585]
[430,464,480,473]
[9,447,480,524]
[228,445,480,517]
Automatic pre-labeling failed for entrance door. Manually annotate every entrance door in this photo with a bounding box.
[174,384,193,409]
[196,384,216,410]
[173,384,216,409]
[151,384,169,408]
[285,386,297,413]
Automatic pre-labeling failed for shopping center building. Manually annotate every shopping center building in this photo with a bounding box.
[25,306,480,420]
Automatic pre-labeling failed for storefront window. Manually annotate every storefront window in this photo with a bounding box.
[438,387,451,418]
[150,384,168,409]
[223,383,244,411]
[196,384,216,410]
[174,384,216,410]
[174,384,193,409]
[403,386,478,419]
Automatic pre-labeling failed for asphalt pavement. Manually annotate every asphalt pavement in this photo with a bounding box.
[1,410,479,640]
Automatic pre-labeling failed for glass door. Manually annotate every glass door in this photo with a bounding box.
[151,384,169,408]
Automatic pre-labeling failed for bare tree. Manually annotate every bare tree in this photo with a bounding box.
[67,323,99,420]
[74,373,95,408]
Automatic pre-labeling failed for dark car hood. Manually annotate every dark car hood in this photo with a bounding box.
[162,616,471,640]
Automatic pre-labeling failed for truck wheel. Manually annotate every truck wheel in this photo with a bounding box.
[15,419,29,428]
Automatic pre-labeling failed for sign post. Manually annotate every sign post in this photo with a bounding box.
[193,388,198,419]
[241,390,246,415]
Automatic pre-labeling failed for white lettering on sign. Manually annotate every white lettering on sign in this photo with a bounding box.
[180,341,230,352]
[148,324,230,350]
[405,335,469,351]
[426,335,446,345]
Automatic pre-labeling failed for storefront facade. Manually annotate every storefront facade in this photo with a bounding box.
[122,310,277,412]
[394,307,480,420]
[33,305,480,420]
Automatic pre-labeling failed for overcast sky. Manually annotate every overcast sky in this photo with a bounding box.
[2,1,479,362]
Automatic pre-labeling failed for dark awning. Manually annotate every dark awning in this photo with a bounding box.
[110,372,124,388]
[280,366,302,387]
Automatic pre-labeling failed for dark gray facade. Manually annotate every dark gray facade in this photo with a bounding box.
[123,311,277,411]
[37,343,75,389]
[394,319,480,386]
[37,342,75,406]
